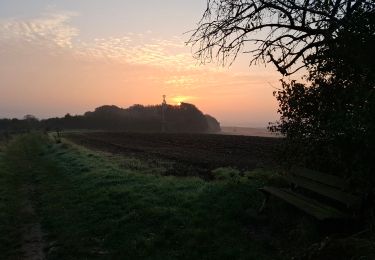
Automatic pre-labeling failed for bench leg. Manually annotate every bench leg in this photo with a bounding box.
[258,192,270,214]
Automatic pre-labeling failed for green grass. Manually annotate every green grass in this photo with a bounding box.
[0,134,280,259]
[0,142,24,258]
[0,134,44,258]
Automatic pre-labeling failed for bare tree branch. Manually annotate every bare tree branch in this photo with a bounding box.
[187,0,375,75]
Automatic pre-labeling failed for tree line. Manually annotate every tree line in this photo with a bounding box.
[0,103,221,134]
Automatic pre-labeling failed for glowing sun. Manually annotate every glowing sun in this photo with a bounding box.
[171,95,192,106]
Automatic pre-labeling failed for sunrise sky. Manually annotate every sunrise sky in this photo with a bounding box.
[0,0,288,127]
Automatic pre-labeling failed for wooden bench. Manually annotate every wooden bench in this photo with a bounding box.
[259,167,363,221]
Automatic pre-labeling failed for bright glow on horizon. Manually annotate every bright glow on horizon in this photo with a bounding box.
[0,1,284,127]
[171,96,192,105]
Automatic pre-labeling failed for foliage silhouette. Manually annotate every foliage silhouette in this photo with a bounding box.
[188,0,374,75]
[0,103,221,134]
[191,1,375,189]
[269,9,375,188]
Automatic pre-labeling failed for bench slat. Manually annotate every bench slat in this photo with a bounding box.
[286,175,361,209]
[292,167,348,190]
[261,186,350,220]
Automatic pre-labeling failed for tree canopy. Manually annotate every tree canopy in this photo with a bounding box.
[0,104,221,134]
[188,0,375,75]
[269,9,375,183]
[190,0,375,186]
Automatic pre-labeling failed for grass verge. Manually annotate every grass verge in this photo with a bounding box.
[0,140,24,258]
[0,134,280,259]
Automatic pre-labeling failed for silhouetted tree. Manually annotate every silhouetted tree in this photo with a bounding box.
[39,103,220,133]
[188,0,374,75]
[190,1,375,187]
[205,114,221,132]
[269,10,375,186]
[0,104,220,134]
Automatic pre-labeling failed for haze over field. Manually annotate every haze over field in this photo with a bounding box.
[0,0,284,127]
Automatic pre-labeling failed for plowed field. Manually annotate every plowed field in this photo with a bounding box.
[65,132,282,179]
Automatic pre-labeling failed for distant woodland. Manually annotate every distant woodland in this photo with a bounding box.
[0,103,221,134]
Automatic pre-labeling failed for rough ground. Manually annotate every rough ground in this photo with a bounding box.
[2,133,372,259]
[20,184,45,260]
[65,132,282,179]
[0,134,281,259]
[0,135,46,259]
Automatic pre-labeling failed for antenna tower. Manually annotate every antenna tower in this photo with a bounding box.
[161,95,167,132]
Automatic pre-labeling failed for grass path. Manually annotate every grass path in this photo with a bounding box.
[19,182,46,260]
[0,134,280,259]
[0,134,46,259]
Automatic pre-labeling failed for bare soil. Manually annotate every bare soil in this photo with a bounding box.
[65,132,282,179]
[20,184,45,260]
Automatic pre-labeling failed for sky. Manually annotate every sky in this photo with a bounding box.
[0,0,286,127]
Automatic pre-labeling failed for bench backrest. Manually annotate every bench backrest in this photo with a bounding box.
[288,167,362,210]
[292,167,348,190]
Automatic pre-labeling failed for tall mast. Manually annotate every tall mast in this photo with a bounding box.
[161,95,167,133]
